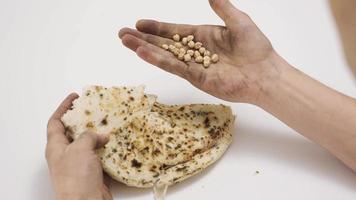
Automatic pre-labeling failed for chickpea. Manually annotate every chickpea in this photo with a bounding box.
[187,35,194,42]
[195,56,203,63]
[184,54,192,62]
[175,42,183,48]
[182,37,188,45]
[173,34,180,42]
[194,42,202,49]
[169,44,176,51]
[188,41,195,48]
[204,50,211,57]
[162,44,169,50]
[173,48,180,56]
[187,50,195,56]
[199,47,206,54]
[203,60,211,68]
[179,48,186,54]
[194,50,201,58]
[211,54,219,63]
[178,53,185,60]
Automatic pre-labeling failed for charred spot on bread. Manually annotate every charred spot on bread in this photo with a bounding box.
[101,117,108,126]
[160,163,174,170]
[131,159,142,168]
[204,117,210,128]
[86,122,94,128]
[176,166,188,172]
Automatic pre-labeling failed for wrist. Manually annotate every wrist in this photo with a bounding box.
[248,51,295,106]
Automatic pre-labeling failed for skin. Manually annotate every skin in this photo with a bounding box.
[47,0,356,198]
[119,3,274,103]
[330,0,356,77]
[46,93,113,200]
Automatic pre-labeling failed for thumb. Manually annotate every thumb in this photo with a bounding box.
[209,0,246,25]
[74,131,109,150]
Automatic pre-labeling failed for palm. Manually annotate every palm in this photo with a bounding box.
[119,0,274,102]
[182,24,273,101]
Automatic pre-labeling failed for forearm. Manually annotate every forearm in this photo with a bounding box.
[255,52,356,171]
[330,0,356,76]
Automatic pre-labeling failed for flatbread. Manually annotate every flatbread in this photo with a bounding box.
[62,86,235,188]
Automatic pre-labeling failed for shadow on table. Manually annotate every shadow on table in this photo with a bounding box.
[230,123,356,190]
[110,181,151,199]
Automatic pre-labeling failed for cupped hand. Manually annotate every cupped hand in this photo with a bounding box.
[119,0,281,103]
[46,94,113,200]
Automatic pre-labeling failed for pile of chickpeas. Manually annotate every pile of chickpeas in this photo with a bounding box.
[161,34,219,68]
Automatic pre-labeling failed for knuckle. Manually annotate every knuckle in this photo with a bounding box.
[77,131,97,146]
[46,118,53,131]
[237,12,252,24]
[240,11,250,19]
[82,131,96,140]
[142,33,149,42]
[145,35,157,45]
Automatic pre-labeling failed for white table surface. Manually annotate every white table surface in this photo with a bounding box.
[1,0,356,199]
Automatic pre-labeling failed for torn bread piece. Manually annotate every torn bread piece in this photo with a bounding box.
[62,85,156,139]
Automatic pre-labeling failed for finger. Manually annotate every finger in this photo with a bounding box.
[121,34,205,84]
[136,45,188,78]
[96,134,110,148]
[119,27,173,48]
[102,183,113,200]
[121,33,145,52]
[103,173,112,188]
[47,93,79,145]
[209,0,246,25]
[136,43,205,84]
[73,132,109,150]
[49,93,79,121]
[136,19,198,39]
[121,34,188,76]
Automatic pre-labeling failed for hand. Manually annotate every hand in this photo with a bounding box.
[46,94,112,200]
[119,0,282,103]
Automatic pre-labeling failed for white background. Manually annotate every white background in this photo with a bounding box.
[0,0,355,199]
